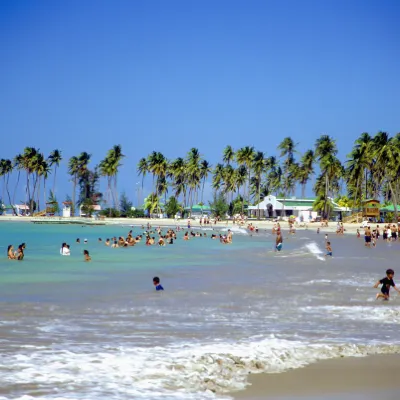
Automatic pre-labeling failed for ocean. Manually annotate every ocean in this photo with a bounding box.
[0,222,399,399]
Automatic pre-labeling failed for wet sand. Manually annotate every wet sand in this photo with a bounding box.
[233,355,400,400]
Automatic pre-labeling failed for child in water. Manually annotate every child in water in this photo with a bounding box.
[325,241,332,257]
[153,276,164,291]
[374,269,400,300]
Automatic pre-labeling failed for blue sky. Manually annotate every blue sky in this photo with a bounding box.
[1,0,399,205]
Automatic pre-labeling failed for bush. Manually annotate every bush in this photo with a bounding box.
[126,209,145,218]
[99,208,121,218]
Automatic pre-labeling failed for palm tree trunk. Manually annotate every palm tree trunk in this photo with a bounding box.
[73,176,77,216]
[53,166,58,194]
[301,183,306,199]
[6,174,16,215]
[388,180,398,222]
[323,174,329,219]
[13,170,20,205]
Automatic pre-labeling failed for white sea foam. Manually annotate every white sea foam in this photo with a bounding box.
[1,337,400,399]
[305,242,325,261]
[221,226,248,235]
[302,305,400,325]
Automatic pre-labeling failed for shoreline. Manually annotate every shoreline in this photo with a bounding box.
[0,216,363,233]
[232,354,400,400]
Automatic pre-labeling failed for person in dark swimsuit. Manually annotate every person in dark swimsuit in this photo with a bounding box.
[374,269,400,300]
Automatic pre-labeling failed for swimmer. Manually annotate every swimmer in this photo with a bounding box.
[325,241,332,257]
[105,238,110,246]
[7,245,16,260]
[153,276,164,291]
[76,238,80,244]
[98,238,102,242]
[374,269,400,300]
[111,240,119,248]
[83,249,91,262]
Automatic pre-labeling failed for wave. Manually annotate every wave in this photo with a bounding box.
[305,242,325,261]
[2,337,400,399]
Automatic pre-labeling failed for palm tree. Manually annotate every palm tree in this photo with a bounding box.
[137,157,149,197]
[223,164,236,201]
[186,148,202,208]
[236,146,255,211]
[234,165,247,212]
[68,156,80,215]
[0,159,15,214]
[277,137,297,215]
[100,145,125,210]
[143,192,160,215]
[222,145,235,165]
[315,135,339,219]
[168,157,188,208]
[372,132,400,221]
[212,163,225,193]
[199,160,212,203]
[77,152,92,203]
[252,151,266,217]
[298,150,314,198]
[48,149,62,194]
[12,154,23,205]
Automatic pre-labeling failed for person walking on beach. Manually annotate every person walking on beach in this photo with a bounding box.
[374,269,400,300]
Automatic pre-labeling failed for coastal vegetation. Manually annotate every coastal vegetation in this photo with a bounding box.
[1,131,400,220]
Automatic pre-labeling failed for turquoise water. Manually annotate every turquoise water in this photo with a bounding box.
[1,221,400,399]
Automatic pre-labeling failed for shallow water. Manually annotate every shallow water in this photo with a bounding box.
[0,222,400,399]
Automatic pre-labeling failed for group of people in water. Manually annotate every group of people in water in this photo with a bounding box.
[357,224,400,247]
[7,243,26,260]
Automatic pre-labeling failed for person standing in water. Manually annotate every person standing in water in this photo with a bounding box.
[153,276,164,291]
[275,232,283,251]
[7,245,16,260]
[83,249,91,262]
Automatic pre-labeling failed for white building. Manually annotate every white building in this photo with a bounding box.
[248,195,350,220]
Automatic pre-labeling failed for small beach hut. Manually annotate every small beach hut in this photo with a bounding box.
[362,199,380,220]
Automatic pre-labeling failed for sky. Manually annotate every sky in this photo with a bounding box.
[0,0,399,205]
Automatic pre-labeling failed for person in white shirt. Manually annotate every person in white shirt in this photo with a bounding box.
[60,243,71,256]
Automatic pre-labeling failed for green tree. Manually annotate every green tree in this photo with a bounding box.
[143,193,160,215]
[0,159,15,214]
[164,196,182,218]
[119,192,133,217]
[236,146,255,211]
[252,151,266,217]
[48,149,62,194]
[222,145,235,165]
[297,150,314,198]
[68,156,80,216]
[209,192,229,219]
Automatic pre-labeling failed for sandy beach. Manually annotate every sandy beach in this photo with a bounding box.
[233,354,400,400]
[0,215,363,234]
